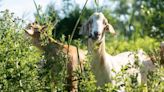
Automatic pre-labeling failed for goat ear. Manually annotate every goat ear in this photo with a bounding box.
[103,18,116,35]
[79,19,93,36]
[24,23,34,35]
[105,24,116,35]
[25,29,34,35]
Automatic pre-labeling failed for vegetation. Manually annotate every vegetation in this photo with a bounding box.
[0,0,164,91]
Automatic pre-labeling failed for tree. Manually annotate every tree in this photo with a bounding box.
[109,0,164,40]
[55,6,94,40]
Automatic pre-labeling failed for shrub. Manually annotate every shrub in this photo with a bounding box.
[0,10,42,91]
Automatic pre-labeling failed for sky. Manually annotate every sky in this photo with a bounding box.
[0,0,111,22]
[0,0,52,22]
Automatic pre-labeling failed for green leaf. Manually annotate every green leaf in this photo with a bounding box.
[94,0,99,7]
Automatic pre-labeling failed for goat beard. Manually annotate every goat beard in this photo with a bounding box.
[94,34,104,45]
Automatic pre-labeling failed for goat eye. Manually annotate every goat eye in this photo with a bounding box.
[34,28,39,32]
[103,19,106,25]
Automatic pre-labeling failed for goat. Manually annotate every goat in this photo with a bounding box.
[80,12,155,86]
[25,23,86,92]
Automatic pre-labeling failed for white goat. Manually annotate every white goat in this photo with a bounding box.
[25,23,86,92]
[80,12,155,86]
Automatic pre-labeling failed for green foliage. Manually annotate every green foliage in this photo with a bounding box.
[147,66,164,92]
[78,55,97,92]
[140,0,164,39]
[0,10,68,92]
[38,50,68,91]
[34,2,94,42]
[0,0,164,91]
[34,0,58,27]
[106,35,159,55]
[94,0,99,7]
[0,10,42,91]
[55,7,93,41]
[109,0,164,40]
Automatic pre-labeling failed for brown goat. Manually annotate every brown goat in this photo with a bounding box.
[25,23,86,92]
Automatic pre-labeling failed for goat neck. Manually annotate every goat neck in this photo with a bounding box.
[88,36,106,65]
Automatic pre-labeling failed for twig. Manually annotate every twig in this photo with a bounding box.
[69,0,89,44]
[68,0,89,73]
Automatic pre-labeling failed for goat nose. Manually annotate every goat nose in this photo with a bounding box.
[94,31,99,37]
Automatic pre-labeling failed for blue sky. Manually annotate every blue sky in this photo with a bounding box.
[0,0,110,22]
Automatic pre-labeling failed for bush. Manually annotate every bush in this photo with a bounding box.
[0,10,43,91]
[106,35,159,55]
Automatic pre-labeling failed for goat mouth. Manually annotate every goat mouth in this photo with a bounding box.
[88,36,102,45]
[88,34,102,42]
[88,35,98,40]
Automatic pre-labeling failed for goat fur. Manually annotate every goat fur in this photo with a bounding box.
[25,23,86,92]
[80,12,155,86]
